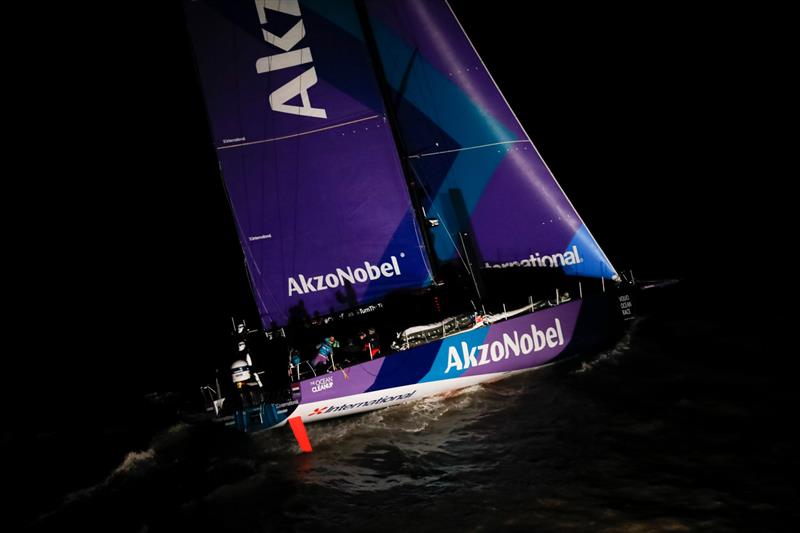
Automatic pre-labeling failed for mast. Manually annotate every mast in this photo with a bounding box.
[354,0,438,279]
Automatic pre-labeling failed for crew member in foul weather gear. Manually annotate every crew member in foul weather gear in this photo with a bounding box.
[312,336,339,370]
[231,359,264,407]
[359,329,381,359]
[288,349,302,380]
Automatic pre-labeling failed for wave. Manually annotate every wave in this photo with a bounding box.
[573,318,639,374]
[36,423,193,526]
[112,448,156,475]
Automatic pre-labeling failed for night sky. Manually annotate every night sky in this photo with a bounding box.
[11,3,784,404]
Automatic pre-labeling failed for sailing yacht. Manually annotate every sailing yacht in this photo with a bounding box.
[185,0,634,450]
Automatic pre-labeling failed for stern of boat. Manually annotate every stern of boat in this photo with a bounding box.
[233,400,298,432]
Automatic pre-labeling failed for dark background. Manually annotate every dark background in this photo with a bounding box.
[8,1,786,413]
[5,3,791,530]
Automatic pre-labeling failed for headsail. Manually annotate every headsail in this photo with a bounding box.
[362,0,618,280]
[185,0,433,328]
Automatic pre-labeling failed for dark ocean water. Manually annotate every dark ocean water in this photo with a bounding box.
[12,284,797,532]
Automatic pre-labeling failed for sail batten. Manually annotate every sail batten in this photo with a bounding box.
[216,113,382,150]
[408,140,530,160]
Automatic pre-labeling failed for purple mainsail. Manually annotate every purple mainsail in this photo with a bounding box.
[363,0,618,279]
[185,0,433,327]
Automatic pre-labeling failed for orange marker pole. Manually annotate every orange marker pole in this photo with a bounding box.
[288,416,313,453]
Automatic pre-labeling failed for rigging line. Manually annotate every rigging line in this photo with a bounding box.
[229,203,287,324]
[290,53,305,284]
[407,139,529,159]
[360,365,380,378]
[247,251,287,324]
[290,93,300,280]
[226,26,274,322]
[402,173,434,281]
[216,115,382,150]
[246,258,275,326]
[407,165,471,275]
[401,3,446,147]
[356,0,437,277]
[228,25,253,253]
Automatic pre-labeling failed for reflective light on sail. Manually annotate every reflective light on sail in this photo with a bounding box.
[185,0,433,327]
[363,0,618,280]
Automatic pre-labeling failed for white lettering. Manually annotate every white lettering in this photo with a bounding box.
[461,342,478,369]
[532,324,546,351]
[269,67,327,119]
[255,0,300,21]
[299,274,315,293]
[484,246,585,270]
[446,347,463,373]
[287,255,407,296]
[546,327,559,348]
[353,268,368,283]
[310,376,334,393]
[254,0,327,118]
[520,333,533,354]
[262,20,305,52]
[256,47,312,73]
[288,277,302,296]
[490,341,504,362]
[444,318,566,373]
[366,261,381,281]
[336,267,355,285]
[503,332,520,357]
[477,343,491,365]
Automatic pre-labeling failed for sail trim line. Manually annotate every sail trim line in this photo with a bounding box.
[408,140,529,159]
[216,114,382,150]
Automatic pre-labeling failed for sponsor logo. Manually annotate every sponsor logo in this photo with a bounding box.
[248,233,272,242]
[309,376,334,393]
[484,245,583,270]
[307,391,416,417]
[444,319,565,374]
[618,294,633,318]
[253,0,327,119]
[288,254,405,296]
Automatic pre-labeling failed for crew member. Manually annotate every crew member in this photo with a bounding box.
[312,336,339,371]
[288,349,302,380]
[360,329,381,359]
[231,358,262,407]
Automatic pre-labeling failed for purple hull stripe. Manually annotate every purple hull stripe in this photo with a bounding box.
[296,300,584,405]
[300,357,386,402]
